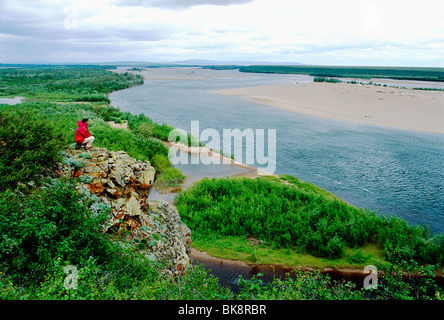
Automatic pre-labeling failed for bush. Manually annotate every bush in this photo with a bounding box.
[313,77,342,83]
[74,94,110,103]
[154,167,186,190]
[0,180,113,286]
[127,113,175,142]
[324,236,345,259]
[175,177,443,263]
[347,250,369,264]
[0,108,65,189]
[151,154,171,172]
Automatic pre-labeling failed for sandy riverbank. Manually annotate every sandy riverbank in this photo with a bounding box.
[168,141,278,178]
[148,141,279,203]
[213,82,444,134]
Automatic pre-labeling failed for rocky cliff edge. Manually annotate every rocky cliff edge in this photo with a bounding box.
[57,147,192,276]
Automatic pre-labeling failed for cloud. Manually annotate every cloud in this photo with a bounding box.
[0,1,171,42]
[0,0,442,66]
[111,0,254,9]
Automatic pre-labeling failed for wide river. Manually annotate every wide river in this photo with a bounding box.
[110,67,444,234]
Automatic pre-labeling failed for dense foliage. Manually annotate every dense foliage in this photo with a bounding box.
[154,167,186,189]
[0,179,232,299]
[0,66,143,102]
[237,261,443,300]
[0,109,65,189]
[0,66,183,187]
[0,180,113,285]
[313,77,342,83]
[239,65,444,82]
[176,176,444,264]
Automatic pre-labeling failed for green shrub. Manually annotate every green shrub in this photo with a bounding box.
[151,154,171,172]
[74,94,110,103]
[347,250,369,264]
[175,177,443,263]
[314,77,342,83]
[153,123,175,141]
[154,167,186,190]
[324,236,345,259]
[0,180,113,286]
[136,121,156,137]
[0,108,65,189]
[78,152,92,159]
[63,157,87,170]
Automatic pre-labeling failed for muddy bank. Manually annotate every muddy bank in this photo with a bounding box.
[190,249,444,293]
[190,249,371,292]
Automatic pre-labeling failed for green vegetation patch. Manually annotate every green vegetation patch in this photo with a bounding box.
[154,167,186,190]
[0,66,144,102]
[191,233,382,268]
[175,176,444,265]
[239,65,444,82]
[0,108,65,190]
[0,67,174,174]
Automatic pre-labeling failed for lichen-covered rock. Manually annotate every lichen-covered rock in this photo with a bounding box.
[130,200,192,276]
[57,147,191,276]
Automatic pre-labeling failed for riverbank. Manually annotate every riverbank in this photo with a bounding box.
[190,247,375,276]
[190,248,444,293]
[155,142,384,271]
[148,142,375,272]
[189,238,383,272]
[167,141,278,178]
[148,141,278,203]
[111,67,444,278]
[212,81,444,134]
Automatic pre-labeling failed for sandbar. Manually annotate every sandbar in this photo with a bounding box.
[213,82,444,134]
[168,141,277,178]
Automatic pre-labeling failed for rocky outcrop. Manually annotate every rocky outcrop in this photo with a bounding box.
[57,147,192,276]
[132,200,192,275]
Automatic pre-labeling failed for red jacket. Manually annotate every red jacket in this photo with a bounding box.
[75,121,91,143]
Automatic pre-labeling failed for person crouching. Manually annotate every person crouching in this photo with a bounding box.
[75,118,95,150]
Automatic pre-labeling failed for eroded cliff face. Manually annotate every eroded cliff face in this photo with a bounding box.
[57,147,191,276]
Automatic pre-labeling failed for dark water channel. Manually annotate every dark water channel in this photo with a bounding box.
[190,250,444,294]
[190,249,369,293]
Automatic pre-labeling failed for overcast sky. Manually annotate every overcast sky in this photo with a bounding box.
[0,0,443,66]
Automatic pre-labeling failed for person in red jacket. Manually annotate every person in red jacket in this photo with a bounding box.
[75,118,95,150]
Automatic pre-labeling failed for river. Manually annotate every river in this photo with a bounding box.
[110,67,444,234]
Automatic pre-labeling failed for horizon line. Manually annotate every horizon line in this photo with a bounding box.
[1,61,444,69]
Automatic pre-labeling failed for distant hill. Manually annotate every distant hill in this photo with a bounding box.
[172,59,304,66]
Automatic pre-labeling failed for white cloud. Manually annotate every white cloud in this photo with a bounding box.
[0,0,443,66]
[110,0,254,9]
